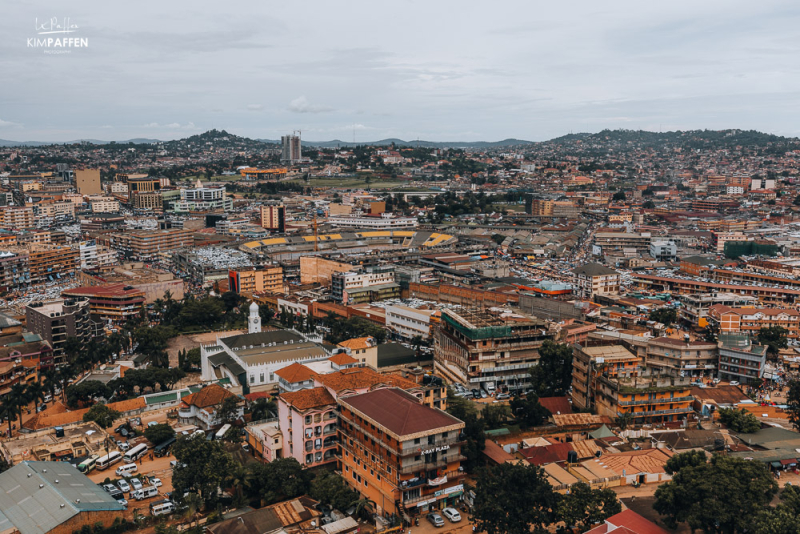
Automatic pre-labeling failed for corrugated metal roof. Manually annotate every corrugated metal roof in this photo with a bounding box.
[0,461,124,534]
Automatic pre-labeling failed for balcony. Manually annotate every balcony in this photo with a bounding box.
[620,407,694,417]
[399,454,467,475]
[178,408,193,418]
[618,396,694,406]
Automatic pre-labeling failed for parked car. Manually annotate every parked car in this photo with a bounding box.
[119,442,130,452]
[472,389,481,399]
[427,513,445,527]
[149,477,163,487]
[117,498,128,508]
[130,478,143,491]
[730,381,740,386]
[496,393,511,400]
[117,480,130,493]
[480,390,488,399]
[441,508,461,523]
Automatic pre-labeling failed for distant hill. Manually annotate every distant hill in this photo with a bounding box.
[0,137,161,147]
[294,138,534,148]
[548,129,799,150]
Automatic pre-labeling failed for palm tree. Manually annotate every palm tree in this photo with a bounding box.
[1,395,16,435]
[411,335,424,365]
[26,382,45,411]
[183,492,203,528]
[40,368,58,403]
[7,382,29,430]
[616,412,634,431]
[350,497,376,521]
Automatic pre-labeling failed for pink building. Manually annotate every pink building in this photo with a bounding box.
[277,387,339,467]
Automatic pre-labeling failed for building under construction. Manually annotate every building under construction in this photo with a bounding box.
[434,307,553,391]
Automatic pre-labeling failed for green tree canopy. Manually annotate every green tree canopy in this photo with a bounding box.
[172,436,236,508]
[654,455,778,532]
[718,407,762,433]
[472,463,559,534]
[82,404,121,429]
[144,423,176,446]
[510,393,550,428]
[309,472,359,512]
[664,450,708,475]
[247,458,314,506]
[446,389,485,473]
[557,482,621,532]
[758,326,788,357]
[528,341,573,397]
[66,380,111,408]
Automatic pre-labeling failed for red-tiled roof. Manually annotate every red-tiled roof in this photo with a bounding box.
[337,337,375,350]
[280,386,336,411]
[182,383,238,409]
[483,440,515,465]
[316,367,417,393]
[520,442,573,466]
[328,352,358,365]
[274,363,316,383]
[340,387,462,438]
[585,509,671,534]
[539,396,572,415]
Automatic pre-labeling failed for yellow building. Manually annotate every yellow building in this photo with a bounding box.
[228,266,284,294]
[75,169,102,195]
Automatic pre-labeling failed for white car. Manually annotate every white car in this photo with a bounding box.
[730,381,740,386]
[117,480,130,493]
[442,508,462,523]
[130,478,143,491]
[117,498,128,508]
[149,477,163,487]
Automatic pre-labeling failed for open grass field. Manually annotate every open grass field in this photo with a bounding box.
[287,174,406,189]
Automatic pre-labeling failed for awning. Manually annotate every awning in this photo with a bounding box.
[781,459,796,466]
[771,461,782,469]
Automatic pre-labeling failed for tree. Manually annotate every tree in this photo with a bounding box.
[787,380,800,431]
[350,497,376,521]
[758,326,788,357]
[220,291,244,313]
[649,308,678,326]
[7,382,29,430]
[612,191,626,202]
[83,404,121,429]
[247,458,313,506]
[557,482,621,532]
[217,396,241,424]
[248,397,276,421]
[642,200,656,209]
[653,455,778,533]
[172,436,236,508]
[510,393,550,428]
[481,404,511,430]
[66,380,111,408]
[615,412,633,431]
[133,325,176,367]
[528,342,573,398]
[717,407,762,433]
[472,463,560,534]
[751,504,800,534]
[446,389,485,473]
[664,450,707,475]
[310,472,359,512]
[145,423,176,445]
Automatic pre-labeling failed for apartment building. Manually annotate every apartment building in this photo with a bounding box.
[132,191,163,212]
[260,204,286,232]
[26,298,96,364]
[338,388,465,518]
[434,307,553,391]
[34,201,75,219]
[99,229,194,259]
[277,387,339,468]
[679,292,758,327]
[61,284,146,324]
[90,198,121,213]
[593,232,652,256]
[0,206,35,231]
[572,263,621,299]
[174,185,232,212]
[571,344,693,425]
[708,305,800,339]
[0,251,30,291]
[718,334,768,385]
[228,266,284,294]
[299,256,357,285]
[711,231,750,254]
[645,337,719,380]
[328,214,419,230]
[331,269,400,304]
[7,244,78,285]
[386,304,436,341]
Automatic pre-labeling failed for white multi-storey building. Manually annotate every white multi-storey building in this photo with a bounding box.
[386,304,435,340]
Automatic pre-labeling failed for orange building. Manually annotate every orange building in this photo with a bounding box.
[572,344,692,425]
[338,387,465,519]
[229,265,284,294]
[708,305,800,339]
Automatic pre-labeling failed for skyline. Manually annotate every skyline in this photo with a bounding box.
[4,0,800,142]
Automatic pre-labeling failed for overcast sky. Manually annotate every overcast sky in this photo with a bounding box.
[3,1,800,142]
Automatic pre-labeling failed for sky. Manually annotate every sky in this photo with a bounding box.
[2,0,800,143]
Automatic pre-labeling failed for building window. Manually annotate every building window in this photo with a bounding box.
[259,373,264,382]
[250,375,255,384]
